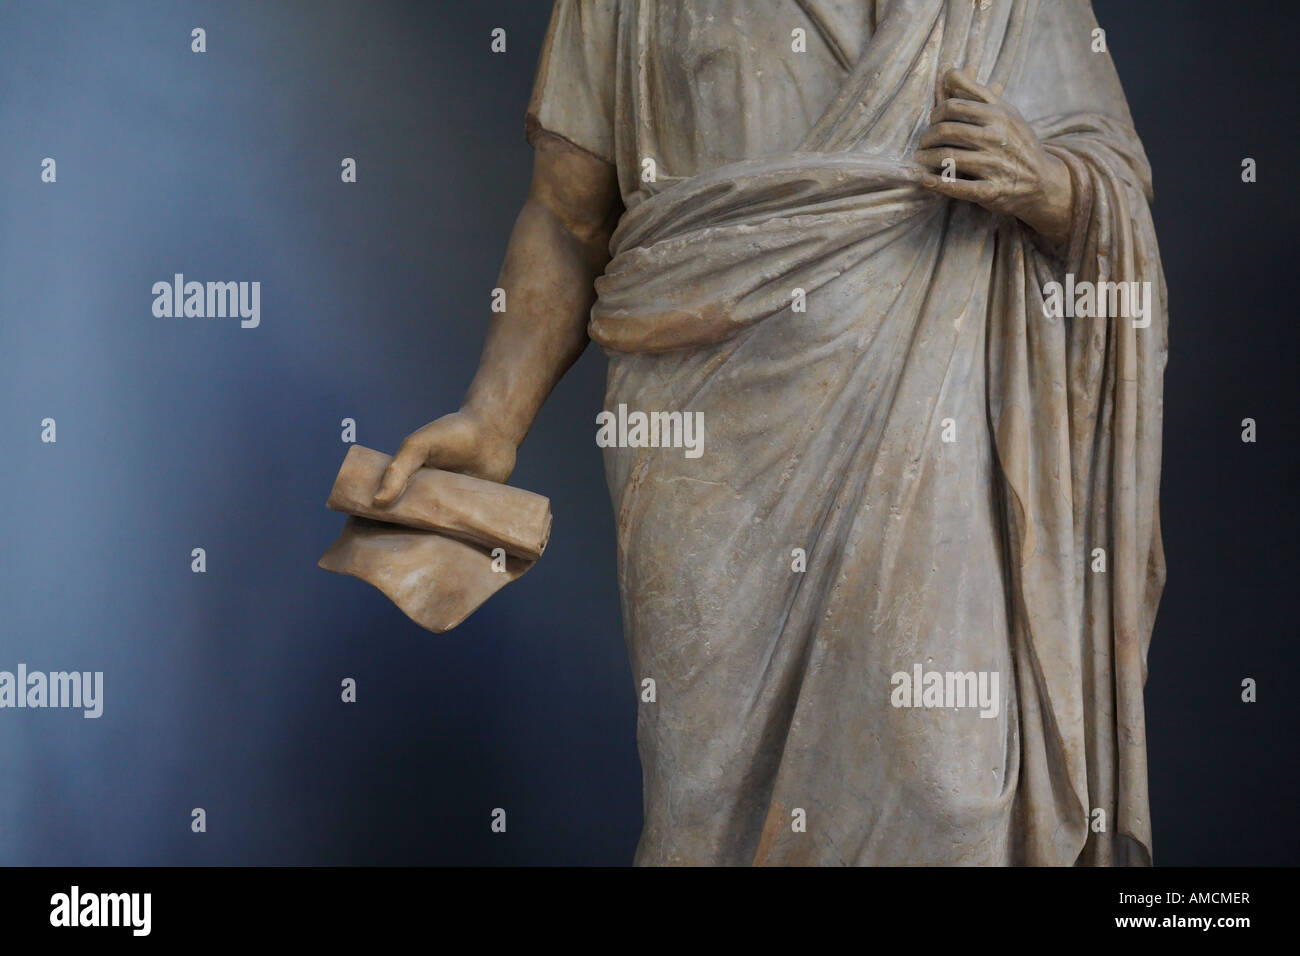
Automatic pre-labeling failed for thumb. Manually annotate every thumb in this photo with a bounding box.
[372,440,428,507]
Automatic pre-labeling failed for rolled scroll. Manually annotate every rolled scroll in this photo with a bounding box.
[317,445,552,633]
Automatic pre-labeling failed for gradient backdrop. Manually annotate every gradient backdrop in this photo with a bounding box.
[1,0,1296,865]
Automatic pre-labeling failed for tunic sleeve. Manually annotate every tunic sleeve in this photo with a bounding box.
[526,0,619,166]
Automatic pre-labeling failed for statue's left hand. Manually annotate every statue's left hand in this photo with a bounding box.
[916,68,1073,243]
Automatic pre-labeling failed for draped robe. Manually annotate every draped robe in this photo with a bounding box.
[527,0,1167,865]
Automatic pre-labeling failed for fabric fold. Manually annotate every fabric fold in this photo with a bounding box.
[576,0,1165,865]
[318,445,552,633]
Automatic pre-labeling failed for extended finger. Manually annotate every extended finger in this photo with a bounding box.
[914,148,1005,181]
[918,121,995,151]
[919,174,999,204]
[928,97,997,126]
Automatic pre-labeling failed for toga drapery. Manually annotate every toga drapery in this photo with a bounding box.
[527,0,1167,865]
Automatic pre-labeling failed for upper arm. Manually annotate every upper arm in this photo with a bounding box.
[528,131,622,248]
[525,0,622,246]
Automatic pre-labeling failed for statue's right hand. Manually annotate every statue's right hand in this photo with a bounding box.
[372,410,518,507]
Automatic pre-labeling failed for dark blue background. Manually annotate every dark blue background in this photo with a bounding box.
[0,0,1295,865]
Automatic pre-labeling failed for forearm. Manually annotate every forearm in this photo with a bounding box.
[371,137,620,503]
[461,195,611,446]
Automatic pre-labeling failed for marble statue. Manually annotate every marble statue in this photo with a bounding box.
[346,0,1168,866]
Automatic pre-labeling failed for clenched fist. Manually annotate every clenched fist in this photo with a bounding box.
[372,410,518,507]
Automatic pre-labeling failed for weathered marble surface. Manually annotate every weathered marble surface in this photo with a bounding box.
[319,445,551,632]
[326,445,551,560]
[349,0,1167,867]
[530,0,1166,866]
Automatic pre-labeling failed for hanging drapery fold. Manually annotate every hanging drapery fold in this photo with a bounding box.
[520,0,1166,864]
